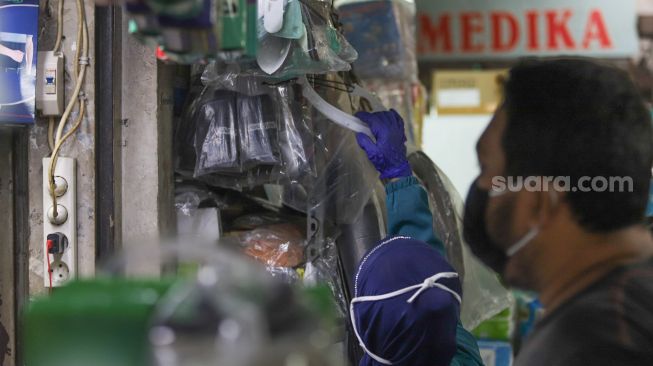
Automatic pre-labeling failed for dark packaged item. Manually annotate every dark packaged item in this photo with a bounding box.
[237,94,280,167]
[193,90,240,176]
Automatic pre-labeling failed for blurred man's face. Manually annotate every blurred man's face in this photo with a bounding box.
[476,107,541,288]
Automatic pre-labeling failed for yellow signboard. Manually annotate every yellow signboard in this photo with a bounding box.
[432,70,507,115]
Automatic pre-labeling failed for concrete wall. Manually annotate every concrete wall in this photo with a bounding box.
[26,0,97,295]
[0,132,15,366]
[119,15,175,275]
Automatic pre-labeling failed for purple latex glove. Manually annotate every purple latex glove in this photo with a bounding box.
[355,110,412,179]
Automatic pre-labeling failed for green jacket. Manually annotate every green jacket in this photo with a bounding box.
[386,176,484,366]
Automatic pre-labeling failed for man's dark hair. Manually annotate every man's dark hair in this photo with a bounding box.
[503,58,653,232]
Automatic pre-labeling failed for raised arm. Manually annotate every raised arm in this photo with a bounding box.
[386,176,446,254]
[356,110,484,366]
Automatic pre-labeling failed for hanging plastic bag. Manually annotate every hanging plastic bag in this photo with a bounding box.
[201,61,273,97]
[305,82,380,225]
[237,94,280,167]
[273,83,316,181]
[193,90,241,176]
[304,237,347,317]
[408,150,513,330]
[255,0,357,79]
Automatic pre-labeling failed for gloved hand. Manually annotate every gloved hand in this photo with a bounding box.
[355,110,412,180]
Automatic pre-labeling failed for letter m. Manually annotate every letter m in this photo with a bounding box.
[419,14,453,54]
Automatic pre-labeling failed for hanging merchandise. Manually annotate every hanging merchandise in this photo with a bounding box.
[237,93,280,166]
[338,0,417,82]
[409,151,513,330]
[254,0,357,79]
[178,75,318,191]
[273,83,315,181]
[193,89,241,176]
[303,79,381,225]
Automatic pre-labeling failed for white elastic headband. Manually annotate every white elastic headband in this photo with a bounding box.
[349,272,461,365]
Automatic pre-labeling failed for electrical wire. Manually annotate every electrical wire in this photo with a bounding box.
[49,0,64,154]
[47,117,55,152]
[48,0,88,218]
[53,0,64,53]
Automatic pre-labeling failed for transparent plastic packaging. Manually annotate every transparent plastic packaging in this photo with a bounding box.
[239,223,305,268]
[253,0,358,79]
[174,186,222,242]
[237,94,280,167]
[408,151,513,330]
[305,82,380,225]
[177,74,319,190]
[304,237,347,317]
[193,90,241,176]
[201,61,272,96]
[299,77,373,137]
[274,83,316,180]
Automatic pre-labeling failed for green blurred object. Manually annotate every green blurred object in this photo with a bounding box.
[220,0,247,51]
[25,279,173,366]
[245,0,258,57]
[472,307,513,342]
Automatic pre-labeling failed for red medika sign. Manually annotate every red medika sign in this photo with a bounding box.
[416,1,637,60]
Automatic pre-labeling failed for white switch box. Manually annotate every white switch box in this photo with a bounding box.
[42,157,76,287]
[36,51,64,116]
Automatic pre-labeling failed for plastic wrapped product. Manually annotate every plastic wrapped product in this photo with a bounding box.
[239,223,305,268]
[193,90,241,176]
[304,237,347,317]
[306,99,380,225]
[254,0,358,79]
[201,61,273,97]
[408,150,513,330]
[237,94,280,167]
[273,84,315,180]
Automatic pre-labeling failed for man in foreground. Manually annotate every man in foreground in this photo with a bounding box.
[464,59,653,365]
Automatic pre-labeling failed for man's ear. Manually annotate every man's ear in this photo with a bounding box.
[533,187,563,229]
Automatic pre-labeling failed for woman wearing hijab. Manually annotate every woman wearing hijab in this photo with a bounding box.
[352,110,483,366]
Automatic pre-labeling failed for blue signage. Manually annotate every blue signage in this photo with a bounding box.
[0,0,39,125]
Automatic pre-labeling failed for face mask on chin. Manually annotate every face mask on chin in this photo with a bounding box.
[462,181,542,276]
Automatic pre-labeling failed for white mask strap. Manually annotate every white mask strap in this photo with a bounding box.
[506,226,539,257]
[349,272,461,365]
[505,190,557,257]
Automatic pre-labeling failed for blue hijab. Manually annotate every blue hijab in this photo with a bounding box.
[351,236,462,366]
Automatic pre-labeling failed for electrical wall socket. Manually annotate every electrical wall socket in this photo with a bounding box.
[42,157,76,287]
